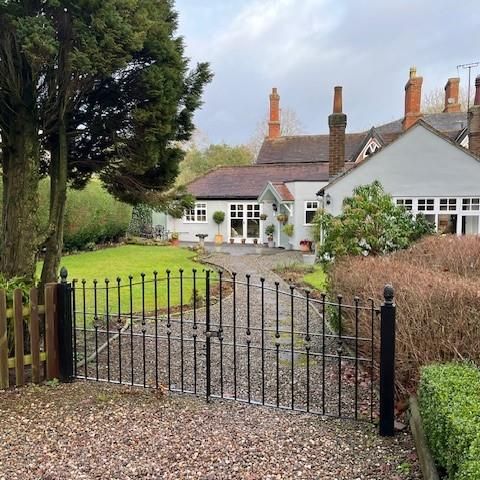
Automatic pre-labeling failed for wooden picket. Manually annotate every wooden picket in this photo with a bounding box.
[0,285,57,389]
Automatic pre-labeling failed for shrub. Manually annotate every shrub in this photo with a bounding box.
[419,363,480,479]
[213,211,225,233]
[265,224,275,238]
[313,181,434,262]
[328,236,480,396]
[283,223,294,237]
[62,181,132,250]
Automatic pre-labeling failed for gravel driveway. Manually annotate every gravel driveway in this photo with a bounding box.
[0,382,420,480]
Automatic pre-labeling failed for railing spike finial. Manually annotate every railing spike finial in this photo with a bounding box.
[383,284,394,304]
[60,267,68,284]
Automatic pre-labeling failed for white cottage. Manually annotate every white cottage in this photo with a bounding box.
[166,69,480,247]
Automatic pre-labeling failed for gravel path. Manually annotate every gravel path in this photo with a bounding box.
[0,382,420,480]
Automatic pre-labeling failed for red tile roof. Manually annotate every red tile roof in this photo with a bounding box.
[271,182,294,201]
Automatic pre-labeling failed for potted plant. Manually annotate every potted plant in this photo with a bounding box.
[260,213,268,221]
[300,239,312,253]
[276,213,288,225]
[283,223,294,250]
[265,224,275,248]
[170,231,180,247]
[230,238,235,244]
[213,211,225,245]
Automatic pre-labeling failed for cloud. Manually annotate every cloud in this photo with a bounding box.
[177,0,480,144]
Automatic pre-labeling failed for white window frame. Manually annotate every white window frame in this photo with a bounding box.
[183,202,208,224]
[393,196,480,235]
[304,201,319,226]
[228,202,262,241]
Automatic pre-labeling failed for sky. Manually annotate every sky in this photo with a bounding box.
[175,0,480,145]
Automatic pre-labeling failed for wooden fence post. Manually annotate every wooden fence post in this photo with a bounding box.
[30,288,41,384]
[13,289,25,387]
[0,290,8,389]
[45,283,60,380]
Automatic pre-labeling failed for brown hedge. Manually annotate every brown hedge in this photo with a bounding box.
[328,236,480,396]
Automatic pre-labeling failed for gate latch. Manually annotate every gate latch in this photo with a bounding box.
[205,330,222,338]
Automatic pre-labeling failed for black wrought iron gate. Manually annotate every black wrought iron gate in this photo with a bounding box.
[61,267,396,436]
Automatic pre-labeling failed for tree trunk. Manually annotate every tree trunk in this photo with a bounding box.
[0,113,40,281]
[40,122,68,286]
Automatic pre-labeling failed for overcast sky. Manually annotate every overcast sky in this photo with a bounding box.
[175,0,480,145]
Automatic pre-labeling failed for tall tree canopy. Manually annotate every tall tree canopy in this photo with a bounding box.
[0,0,212,283]
[176,143,253,186]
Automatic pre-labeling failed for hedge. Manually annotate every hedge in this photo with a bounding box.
[59,182,132,250]
[1,179,132,251]
[419,363,480,480]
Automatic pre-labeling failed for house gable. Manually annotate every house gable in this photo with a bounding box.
[323,122,480,215]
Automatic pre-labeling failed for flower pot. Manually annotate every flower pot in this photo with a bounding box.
[241,239,246,244]
[268,240,274,248]
[171,238,180,247]
[230,238,235,244]
[300,244,310,253]
[215,234,224,245]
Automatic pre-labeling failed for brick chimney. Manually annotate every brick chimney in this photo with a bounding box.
[402,67,423,130]
[469,75,480,156]
[329,86,347,177]
[268,87,281,139]
[443,77,461,113]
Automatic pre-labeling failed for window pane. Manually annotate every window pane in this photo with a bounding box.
[305,210,316,224]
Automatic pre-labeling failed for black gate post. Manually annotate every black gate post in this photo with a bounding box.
[57,267,74,382]
[379,284,396,436]
[205,270,211,402]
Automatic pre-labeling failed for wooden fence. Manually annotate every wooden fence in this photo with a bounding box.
[0,284,60,389]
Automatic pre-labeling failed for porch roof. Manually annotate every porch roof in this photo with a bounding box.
[258,182,295,204]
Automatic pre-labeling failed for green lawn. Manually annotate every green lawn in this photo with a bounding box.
[303,265,327,291]
[39,245,214,322]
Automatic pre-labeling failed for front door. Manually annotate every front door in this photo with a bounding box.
[229,203,261,242]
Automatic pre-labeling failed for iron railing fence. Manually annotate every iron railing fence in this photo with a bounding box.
[61,268,395,436]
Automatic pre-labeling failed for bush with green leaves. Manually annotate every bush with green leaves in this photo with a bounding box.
[313,181,434,262]
[61,182,132,251]
[213,211,225,233]
[419,363,480,479]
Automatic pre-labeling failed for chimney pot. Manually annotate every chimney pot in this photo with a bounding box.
[333,86,343,113]
[475,75,480,106]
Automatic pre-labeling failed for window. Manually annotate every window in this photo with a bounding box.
[184,203,207,223]
[305,201,319,225]
[417,198,435,211]
[440,198,457,211]
[462,198,480,211]
[396,199,413,211]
